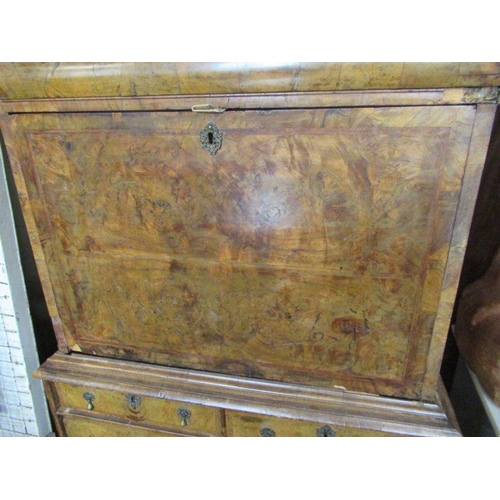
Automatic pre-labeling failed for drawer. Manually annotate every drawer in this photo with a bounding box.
[59,412,186,437]
[53,382,223,436]
[226,411,397,437]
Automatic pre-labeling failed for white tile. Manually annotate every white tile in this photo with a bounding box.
[9,405,24,420]
[0,363,14,377]
[13,363,28,378]
[2,377,17,392]
[15,383,30,397]
[2,315,18,331]
[0,416,13,431]
[15,380,31,396]
[25,420,39,436]
[0,429,16,437]
[9,347,24,363]
[0,301,15,314]
[18,392,34,407]
[6,331,21,348]
[15,384,31,395]
[10,354,26,366]
[12,419,26,434]
[4,389,20,405]
[22,406,35,420]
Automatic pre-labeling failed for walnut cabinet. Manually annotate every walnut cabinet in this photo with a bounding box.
[1,63,499,436]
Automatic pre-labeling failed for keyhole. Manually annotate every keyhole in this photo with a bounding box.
[316,425,336,437]
[200,123,222,155]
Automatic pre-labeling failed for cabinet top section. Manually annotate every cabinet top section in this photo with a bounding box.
[1,62,500,100]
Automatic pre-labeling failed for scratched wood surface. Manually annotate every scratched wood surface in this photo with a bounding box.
[8,104,478,399]
[1,62,500,100]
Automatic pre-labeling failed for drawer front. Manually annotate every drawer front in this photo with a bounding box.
[13,105,476,397]
[60,413,185,437]
[226,411,397,437]
[54,382,223,435]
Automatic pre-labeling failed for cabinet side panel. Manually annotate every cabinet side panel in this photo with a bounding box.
[0,116,71,352]
[422,104,497,400]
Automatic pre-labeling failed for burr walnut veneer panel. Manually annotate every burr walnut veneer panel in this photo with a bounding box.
[10,105,476,399]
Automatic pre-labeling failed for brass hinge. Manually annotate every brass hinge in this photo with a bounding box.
[192,104,226,113]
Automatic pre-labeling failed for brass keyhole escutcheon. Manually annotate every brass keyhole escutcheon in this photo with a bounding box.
[260,427,276,437]
[177,407,191,427]
[83,392,95,411]
[316,425,336,437]
[200,122,222,155]
[126,394,142,411]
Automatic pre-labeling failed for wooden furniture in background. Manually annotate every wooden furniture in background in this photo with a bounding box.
[1,62,499,437]
[455,247,500,405]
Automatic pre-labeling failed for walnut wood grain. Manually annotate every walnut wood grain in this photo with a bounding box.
[42,381,66,437]
[5,103,480,399]
[53,381,223,435]
[58,410,187,437]
[35,352,461,436]
[421,104,497,399]
[225,410,398,437]
[1,62,499,100]
[0,88,497,114]
[0,114,70,352]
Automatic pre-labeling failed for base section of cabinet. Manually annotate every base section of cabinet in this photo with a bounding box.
[35,352,461,437]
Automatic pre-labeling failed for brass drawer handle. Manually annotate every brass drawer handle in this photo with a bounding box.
[316,425,336,437]
[177,407,191,427]
[126,394,142,410]
[83,392,95,411]
[260,427,276,437]
[200,122,222,155]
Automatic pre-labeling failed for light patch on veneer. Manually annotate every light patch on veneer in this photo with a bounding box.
[71,344,82,352]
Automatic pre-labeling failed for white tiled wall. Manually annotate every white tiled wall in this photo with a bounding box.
[0,147,52,437]
[0,245,42,436]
